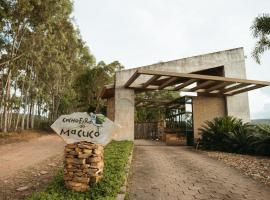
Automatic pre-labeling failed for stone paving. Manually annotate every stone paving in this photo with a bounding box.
[128,140,270,200]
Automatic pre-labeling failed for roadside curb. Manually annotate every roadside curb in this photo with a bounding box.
[116,143,134,200]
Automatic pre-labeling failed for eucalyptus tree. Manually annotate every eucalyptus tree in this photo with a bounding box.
[0,0,122,133]
[0,0,91,132]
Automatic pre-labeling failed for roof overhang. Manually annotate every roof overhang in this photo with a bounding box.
[100,69,270,99]
[124,69,270,96]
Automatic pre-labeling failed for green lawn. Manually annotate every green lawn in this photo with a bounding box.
[28,140,133,200]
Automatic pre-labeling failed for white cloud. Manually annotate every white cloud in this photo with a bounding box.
[249,89,270,119]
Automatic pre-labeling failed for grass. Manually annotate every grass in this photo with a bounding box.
[28,140,133,200]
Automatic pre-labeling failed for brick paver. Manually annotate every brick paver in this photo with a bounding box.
[129,140,270,200]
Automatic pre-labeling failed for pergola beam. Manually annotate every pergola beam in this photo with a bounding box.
[137,69,270,85]
[205,82,232,93]
[220,83,250,94]
[189,80,216,92]
[141,75,161,88]
[121,69,270,97]
[174,79,197,90]
[227,85,264,96]
[159,77,179,89]
[124,70,140,87]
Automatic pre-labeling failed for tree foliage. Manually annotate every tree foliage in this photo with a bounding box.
[0,0,122,133]
[251,13,270,64]
[135,90,179,122]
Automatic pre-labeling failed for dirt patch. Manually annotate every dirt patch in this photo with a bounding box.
[0,153,64,200]
[206,151,270,187]
[0,133,65,200]
[0,130,52,145]
[0,134,65,179]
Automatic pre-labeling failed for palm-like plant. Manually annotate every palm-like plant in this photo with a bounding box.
[252,125,270,156]
[199,116,244,151]
[251,13,270,64]
[199,117,270,155]
[226,124,256,154]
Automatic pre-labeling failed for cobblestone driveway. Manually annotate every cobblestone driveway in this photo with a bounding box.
[128,140,270,200]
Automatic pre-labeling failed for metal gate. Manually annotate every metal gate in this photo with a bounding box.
[134,122,158,139]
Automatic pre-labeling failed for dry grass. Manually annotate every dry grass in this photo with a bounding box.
[0,130,53,145]
[207,151,270,187]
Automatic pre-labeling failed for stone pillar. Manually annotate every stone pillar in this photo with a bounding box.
[64,141,104,192]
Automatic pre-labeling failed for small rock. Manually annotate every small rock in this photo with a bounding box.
[40,170,48,175]
[48,163,57,167]
[4,180,8,183]
[16,186,29,191]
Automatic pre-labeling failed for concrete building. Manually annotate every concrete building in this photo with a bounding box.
[101,48,270,144]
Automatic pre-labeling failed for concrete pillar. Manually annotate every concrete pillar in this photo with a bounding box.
[113,70,135,141]
[192,96,226,139]
[223,49,250,122]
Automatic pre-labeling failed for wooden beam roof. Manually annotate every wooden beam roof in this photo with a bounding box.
[101,69,270,99]
[124,69,270,96]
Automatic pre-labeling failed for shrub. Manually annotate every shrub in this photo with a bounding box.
[225,124,256,154]
[199,116,246,152]
[199,116,269,156]
[252,125,270,156]
[28,140,133,200]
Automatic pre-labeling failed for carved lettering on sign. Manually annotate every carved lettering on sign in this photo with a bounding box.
[51,112,117,145]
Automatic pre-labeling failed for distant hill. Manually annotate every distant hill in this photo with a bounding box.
[252,119,270,125]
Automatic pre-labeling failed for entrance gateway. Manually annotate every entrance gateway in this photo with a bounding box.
[100,48,270,144]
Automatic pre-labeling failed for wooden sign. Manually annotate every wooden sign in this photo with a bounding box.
[51,112,116,145]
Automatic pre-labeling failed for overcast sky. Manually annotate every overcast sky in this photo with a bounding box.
[73,0,270,119]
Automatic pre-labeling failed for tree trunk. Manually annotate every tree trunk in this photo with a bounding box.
[8,107,13,131]
[29,100,33,129]
[15,77,25,132]
[22,78,30,131]
[31,102,35,129]
[26,104,30,129]
[3,70,12,133]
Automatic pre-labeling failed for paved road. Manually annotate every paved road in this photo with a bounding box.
[129,140,270,200]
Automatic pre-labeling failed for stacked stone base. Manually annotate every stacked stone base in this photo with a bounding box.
[64,141,104,192]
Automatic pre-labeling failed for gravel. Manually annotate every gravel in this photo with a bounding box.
[206,151,270,187]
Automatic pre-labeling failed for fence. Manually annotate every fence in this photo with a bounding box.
[134,122,158,139]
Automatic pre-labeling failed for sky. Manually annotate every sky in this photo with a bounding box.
[73,0,270,119]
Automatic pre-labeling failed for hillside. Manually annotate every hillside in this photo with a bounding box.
[252,119,270,125]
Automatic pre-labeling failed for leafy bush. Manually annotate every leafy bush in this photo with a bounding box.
[28,140,133,200]
[199,116,246,151]
[199,116,270,156]
[252,125,270,156]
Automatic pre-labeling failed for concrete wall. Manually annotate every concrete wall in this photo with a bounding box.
[192,96,226,139]
[113,47,250,141]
